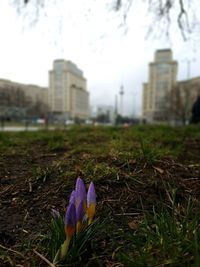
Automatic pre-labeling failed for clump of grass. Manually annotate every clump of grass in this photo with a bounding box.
[42,215,100,266]
[115,189,200,266]
[83,161,119,182]
[138,135,181,163]
[0,133,19,151]
[41,212,65,259]
[28,131,66,151]
[183,125,200,140]
[32,166,53,183]
[47,133,66,151]
[139,138,163,163]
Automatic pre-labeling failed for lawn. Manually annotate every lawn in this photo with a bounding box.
[0,124,200,266]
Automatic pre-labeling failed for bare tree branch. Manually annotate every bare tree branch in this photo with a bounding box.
[177,0,189,40]
[10,0,199,41]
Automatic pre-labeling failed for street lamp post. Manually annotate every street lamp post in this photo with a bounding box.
[182,58,195,80]
[119,85,124,116]
[182,58,195,124]
[114,94,118,125]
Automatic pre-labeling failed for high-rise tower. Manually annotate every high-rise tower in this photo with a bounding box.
[143,49,178,122]
[49,59,89,121]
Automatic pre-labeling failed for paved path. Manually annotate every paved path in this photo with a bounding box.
[0,126,55,132]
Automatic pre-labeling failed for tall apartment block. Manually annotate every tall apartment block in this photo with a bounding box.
[49,60,89,120]
[142,49,178,122]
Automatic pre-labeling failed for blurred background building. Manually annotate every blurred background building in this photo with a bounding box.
[48,59,89,122]
[142,49,178,122]
[0,79,48,121]
[142,49,200,124]
[1,53,199,125]
[0,60,90,123]
[173,77,200,124]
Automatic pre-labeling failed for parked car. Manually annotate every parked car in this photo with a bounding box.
[65,119,75,125]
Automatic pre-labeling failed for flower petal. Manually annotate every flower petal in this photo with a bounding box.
[87,182,96,224]
[76,200,85,222]
[75,177,86,206]
[69,190,76,205]
[87,181,96,206]
[64,203,76,238]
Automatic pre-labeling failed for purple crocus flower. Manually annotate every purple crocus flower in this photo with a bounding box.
[76,201,85,222]
[76,200,85,232]
[75,177,86,207]
[64,203,76,238]
[69,190,76,205]
[87,181,96,224]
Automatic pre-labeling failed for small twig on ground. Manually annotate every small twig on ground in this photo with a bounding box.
[0,244,25,258]
[115,212,140,216]
[33,249,56,267]
[28,181,32,192]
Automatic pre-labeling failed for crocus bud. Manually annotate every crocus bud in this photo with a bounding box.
[75,177,86,207]
[76,200,85,232]
[87,181,96,224]
[69,190,76,205]
[64,203,76,239]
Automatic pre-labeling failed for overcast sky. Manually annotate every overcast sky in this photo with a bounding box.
[0,1,200,116]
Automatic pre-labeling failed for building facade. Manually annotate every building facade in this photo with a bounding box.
[142,49,200,123]
[175,77,200,122]
[49,59,89,121]
[142,49,178,122]
[0,60,89,121]
[0,79,48,105]
[0,79,48,119]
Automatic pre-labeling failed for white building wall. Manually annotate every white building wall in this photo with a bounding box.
[49,59,89,120]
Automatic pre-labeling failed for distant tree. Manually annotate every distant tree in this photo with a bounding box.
[0,86,28,120]
[13,87,27,107]
[190,96,200,123]
[115,114,137,124]
[26,99,49,118]
[96,113,110,123]
[12,0,199,40]
[0,86,26,107]
[164,81,200,125]
[169,84,190,125]
[0,86,49,120]
[112,0,196,40]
